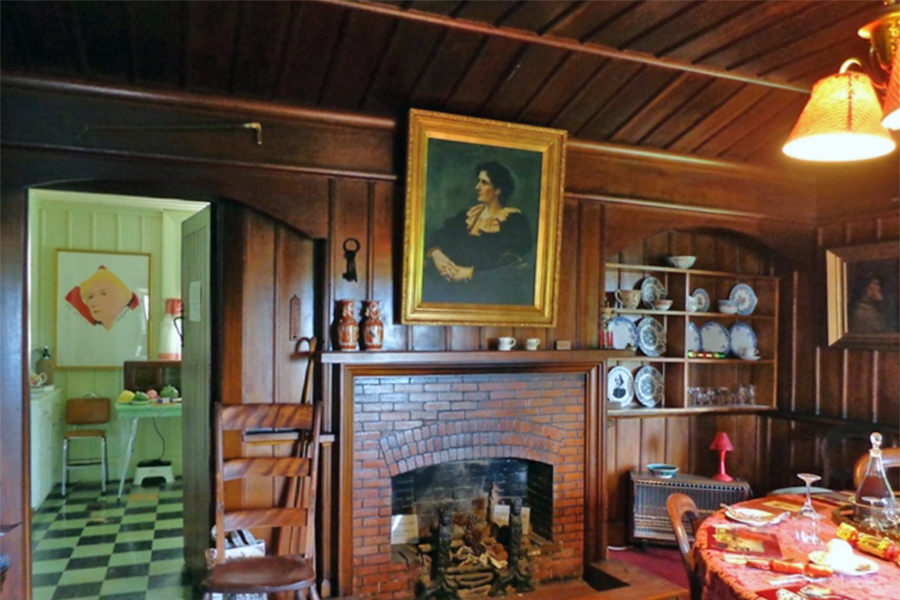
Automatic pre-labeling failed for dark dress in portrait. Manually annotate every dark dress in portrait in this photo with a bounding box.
[423,205,535,305]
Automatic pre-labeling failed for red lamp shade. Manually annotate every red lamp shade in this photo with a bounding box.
[710,431,734,482]
[710,431,734,452]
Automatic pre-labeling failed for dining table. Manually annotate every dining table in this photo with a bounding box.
[692,492,900,600]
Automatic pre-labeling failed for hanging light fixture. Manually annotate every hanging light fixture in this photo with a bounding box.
[881,49,900,129]
[782,59,895,161]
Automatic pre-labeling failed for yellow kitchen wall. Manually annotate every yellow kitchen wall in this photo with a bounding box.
[28,188,205,483]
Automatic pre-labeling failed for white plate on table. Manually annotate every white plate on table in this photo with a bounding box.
[700,321,730,354]
[723,507,789,527]
[730,283,758,315]
[634,365,664,408]
[606,366,634,406]
[608,316,638,350]
[637,317,666,357]
[808,551,879,576]
[641,276,667,309]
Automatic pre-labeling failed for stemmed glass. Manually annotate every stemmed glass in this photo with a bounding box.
[794,473,824,548]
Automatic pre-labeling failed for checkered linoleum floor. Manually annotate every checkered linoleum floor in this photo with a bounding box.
[31,479,193,600]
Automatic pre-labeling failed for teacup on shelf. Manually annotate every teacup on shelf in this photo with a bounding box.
[718,299,738,314]
[652,299,673,311]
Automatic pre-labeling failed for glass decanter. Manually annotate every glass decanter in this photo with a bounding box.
[855,432,896,527]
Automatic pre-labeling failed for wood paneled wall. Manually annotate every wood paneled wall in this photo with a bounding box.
[3,77,894,595]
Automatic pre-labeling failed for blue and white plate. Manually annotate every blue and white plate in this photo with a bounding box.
[687,322,702,352]
[634,366,664,408]
[691,288,710,313]
[700,321,730,354]
[608,316,638,350]
[607,366,634,406]
[641,276,667,309]
[729,321,758,358]
[729,283,757,315]
[637,317,666,357]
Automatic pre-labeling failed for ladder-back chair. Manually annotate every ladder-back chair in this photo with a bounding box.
[61,396,111,496]
[202,400,322,600]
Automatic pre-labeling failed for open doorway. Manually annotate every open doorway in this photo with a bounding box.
[28,188,207,600]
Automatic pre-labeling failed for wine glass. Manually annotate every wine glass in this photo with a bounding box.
[794,473,823,548]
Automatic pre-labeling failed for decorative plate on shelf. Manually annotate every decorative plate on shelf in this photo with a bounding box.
[637,317,667,357]
[729,283,758,315]
[687,322,702,352]
[640,276,667,309]
[729,322,758,358]
[634,366,664,407]
[691,288,710,312]
[608,317,638,350]
[606,366,634,406]
[700,321,730,354]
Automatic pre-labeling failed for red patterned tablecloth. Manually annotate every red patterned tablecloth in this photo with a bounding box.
[693,494,900,600]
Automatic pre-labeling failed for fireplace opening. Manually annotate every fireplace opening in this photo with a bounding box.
[390,458,552,598]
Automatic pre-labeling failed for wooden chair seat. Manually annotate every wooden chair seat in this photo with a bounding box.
[202,555,315,593]
[64,429,106,439]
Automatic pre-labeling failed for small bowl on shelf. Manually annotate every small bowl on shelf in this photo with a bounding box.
[647,463,679,479]
[666,255,696,269]
[652,299,673,311]
[718,299,738,314]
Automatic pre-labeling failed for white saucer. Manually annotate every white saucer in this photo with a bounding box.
[808,551,879,576]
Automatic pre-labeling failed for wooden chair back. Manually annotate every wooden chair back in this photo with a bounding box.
[213,401,322,564]
[666,492,703,600]
[853,446,900,491]
[65,397,111,426]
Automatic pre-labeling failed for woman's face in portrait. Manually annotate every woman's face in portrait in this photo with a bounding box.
[864,278,884,302]
[475,170,501,205]
[85,279,129,329]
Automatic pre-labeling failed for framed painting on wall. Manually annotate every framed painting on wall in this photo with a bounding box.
[826,240,899,349]
[401,109,567,327]
[56,249,151,368]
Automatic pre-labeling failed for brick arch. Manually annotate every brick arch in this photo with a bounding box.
[380,418,565,477]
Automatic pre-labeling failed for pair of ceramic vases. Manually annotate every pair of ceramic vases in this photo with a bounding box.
[334,299,383,351]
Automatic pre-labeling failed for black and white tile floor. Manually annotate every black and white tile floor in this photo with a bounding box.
[31,479,193,600]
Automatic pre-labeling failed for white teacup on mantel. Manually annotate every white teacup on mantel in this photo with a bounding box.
[498,337,516,351]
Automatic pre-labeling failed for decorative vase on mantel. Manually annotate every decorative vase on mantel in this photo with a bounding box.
[361,299,384,351]
[334,299,359,351]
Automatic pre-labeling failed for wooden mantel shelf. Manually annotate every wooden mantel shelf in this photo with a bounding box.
[321,349,634,367]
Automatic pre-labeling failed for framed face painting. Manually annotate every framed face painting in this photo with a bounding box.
[56,250,151,368]
[826,240,899,349]
[401,109,567,327]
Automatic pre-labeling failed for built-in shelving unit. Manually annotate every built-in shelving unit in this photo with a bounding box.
[604,263,779,417]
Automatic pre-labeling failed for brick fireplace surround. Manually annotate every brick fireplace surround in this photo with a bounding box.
[324,351,618,600]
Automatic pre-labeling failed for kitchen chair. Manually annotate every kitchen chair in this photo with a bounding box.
[853,446,900,490]
[201,401,323,600]
[666,493,704,600]
[61,396,111,496]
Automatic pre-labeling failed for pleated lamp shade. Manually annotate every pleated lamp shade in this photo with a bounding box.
[882,50,900,130]
[783,60,896,161]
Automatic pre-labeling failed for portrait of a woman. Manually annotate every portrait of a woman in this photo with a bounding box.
[422,161,536,305]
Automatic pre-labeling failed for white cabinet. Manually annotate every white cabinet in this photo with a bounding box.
[30,387,64,509]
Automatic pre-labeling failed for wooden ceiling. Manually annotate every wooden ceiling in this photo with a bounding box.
[2,1,898,171]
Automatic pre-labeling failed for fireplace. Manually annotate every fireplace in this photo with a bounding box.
[348,371,588,599]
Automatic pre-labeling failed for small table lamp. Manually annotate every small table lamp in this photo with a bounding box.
[710,431,734,482]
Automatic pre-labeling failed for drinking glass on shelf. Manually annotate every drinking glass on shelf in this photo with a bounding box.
[794,473,824,548]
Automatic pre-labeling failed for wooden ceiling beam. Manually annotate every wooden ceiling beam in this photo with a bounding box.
[316,0,809,93]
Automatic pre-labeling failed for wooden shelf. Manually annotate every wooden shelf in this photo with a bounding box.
[322,349,634,366]
[605,262,779,412]
[608,405,776,418]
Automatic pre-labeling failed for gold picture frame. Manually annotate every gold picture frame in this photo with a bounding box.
[401,109,567,327]
[826,240,899,348]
